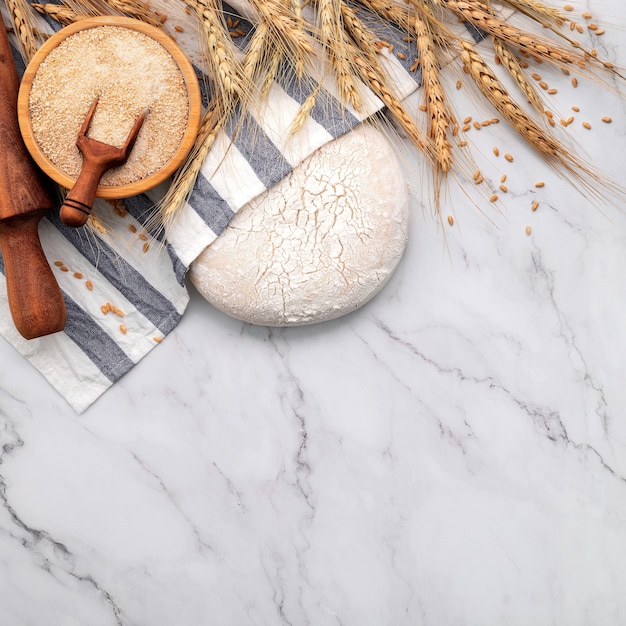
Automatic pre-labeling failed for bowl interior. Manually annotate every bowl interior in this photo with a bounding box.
[17,16,202,199]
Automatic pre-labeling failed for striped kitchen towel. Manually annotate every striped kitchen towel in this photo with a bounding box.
[0,2,507,412]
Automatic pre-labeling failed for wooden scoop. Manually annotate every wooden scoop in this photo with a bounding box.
[60,98,147,228]
[0,25,66,339]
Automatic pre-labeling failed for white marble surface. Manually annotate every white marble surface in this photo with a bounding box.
[2,1,626,624]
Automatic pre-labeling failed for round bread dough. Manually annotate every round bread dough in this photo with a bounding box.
[189,122,409,326]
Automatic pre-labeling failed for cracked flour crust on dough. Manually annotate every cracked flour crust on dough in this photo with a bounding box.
[189,123,410,326]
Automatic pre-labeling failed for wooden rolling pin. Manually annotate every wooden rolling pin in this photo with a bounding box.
[0,26,66,339]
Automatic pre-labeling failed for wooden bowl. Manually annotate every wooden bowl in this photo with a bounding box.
[17,16,202,199]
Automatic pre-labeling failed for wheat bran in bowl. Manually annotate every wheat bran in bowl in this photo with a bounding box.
[19,17,201,197]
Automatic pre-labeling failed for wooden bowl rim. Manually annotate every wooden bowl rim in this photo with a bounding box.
[17,16,202,199]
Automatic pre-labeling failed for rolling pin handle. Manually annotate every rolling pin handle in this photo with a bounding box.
[0,22,65,338]
[0,214,66,339]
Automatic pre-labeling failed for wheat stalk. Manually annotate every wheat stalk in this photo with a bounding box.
[5,0,42,61]
[459,38,610,196]
[493,37,545,114]
[185,0,244,106]
[340,2,384,70]
[315,0,363,110]
[61,0,110,17]
[239,18,284,108]
[60,0,164,27]
[104,0,164,28]
[460,39,556,155]
[45,0,625,234]
[481,0,545,115]
[415,12,453,176]
[357,0,414,35]
[151,102,224,233]
[352,52,436,165]
[261,45,283,98]
[87,212,108,235]
[31,3,85,25]
[241,19,269,83]
[248,0,314,59]
[501,0,568,26]
[441,0,606,72]
[290,0,307,78]
[290,83,322,135]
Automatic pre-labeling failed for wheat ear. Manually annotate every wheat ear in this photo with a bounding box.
[239,18,283,114]
[459,39,616,198]
[241,19,268,83]
[500,0,568,27]
[290,0,307,78]
[356,0,413,35]
[340,1,385,70]
[315,0,363,111]
[104,0,164,28]
[441,0,602,72]
[481,0,545,115]
[260,45,283,99]
[290,83,322,136]
[493,38,545,115]
[150,102,224,233]
[248,0,313,60]
[500,0,617,74]
[61,0,110,17]
[31,3,85,25]
[185,0,244,107]
[415,12,453,177]
[352,52,436,166]
[5,0,42,61]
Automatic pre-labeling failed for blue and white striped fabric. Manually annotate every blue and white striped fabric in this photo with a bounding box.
[0,2,508,412]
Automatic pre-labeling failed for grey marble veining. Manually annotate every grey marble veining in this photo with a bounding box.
[2,0,626,623]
